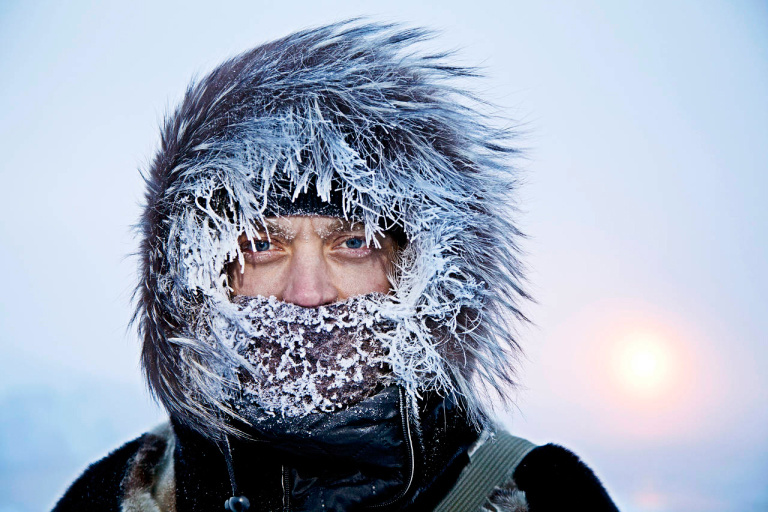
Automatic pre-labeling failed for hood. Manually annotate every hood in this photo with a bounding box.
[135,20,529,440]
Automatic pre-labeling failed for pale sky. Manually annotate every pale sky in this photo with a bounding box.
[1,1,766,511]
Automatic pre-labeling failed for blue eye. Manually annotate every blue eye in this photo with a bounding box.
[345,238,365,249]
[254,240,271,252]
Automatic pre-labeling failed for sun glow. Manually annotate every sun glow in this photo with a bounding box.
[544,302,712,440]
[614,333,673,397]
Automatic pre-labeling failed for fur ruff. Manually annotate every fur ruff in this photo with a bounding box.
[135,19,529,440]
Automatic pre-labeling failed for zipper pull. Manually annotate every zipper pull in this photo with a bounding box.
[221,435,250,511]
[225,495,251,512]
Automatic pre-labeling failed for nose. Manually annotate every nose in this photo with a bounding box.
[281,246,338,307]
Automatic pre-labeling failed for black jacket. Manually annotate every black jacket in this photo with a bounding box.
[53,428,619,512]
[54,389,619,512]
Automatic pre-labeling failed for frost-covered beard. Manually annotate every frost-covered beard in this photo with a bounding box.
[209,294,395,418]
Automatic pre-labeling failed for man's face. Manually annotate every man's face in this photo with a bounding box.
[229,216,397,305]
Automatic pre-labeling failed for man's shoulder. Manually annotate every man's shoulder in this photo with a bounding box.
[458,430,620,512]
[52,423,174,512]
[512,441,619,511]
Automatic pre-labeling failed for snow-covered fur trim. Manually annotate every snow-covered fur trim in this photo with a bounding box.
[120,424,176,512]
[484,481,529,512]
[136,20,528,440]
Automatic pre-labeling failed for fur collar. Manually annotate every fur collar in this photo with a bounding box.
[121,424,176,512]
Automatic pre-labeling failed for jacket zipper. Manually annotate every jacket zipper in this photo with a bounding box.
[367,387,416,509]
[282,464,291,512]
[280,387,415,511]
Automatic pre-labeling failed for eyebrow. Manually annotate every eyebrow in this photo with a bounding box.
[324,220,365,233]
[252,218,366,240]
[256,222,294,239]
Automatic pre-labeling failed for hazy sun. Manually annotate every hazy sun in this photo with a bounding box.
[614,333,672,396]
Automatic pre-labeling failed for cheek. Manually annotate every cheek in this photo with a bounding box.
[230,262,285,297]
[228,262,243,292]
[335,256,392,298]
[366,265,393,294]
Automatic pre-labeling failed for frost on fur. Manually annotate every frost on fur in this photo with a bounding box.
[136,20,529,440]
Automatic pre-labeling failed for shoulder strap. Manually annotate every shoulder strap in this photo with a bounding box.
[432,430,536,512]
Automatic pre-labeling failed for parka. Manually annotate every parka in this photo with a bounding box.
[54,20,619,512]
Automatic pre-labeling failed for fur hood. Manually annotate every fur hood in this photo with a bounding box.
[135,20,529,440]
